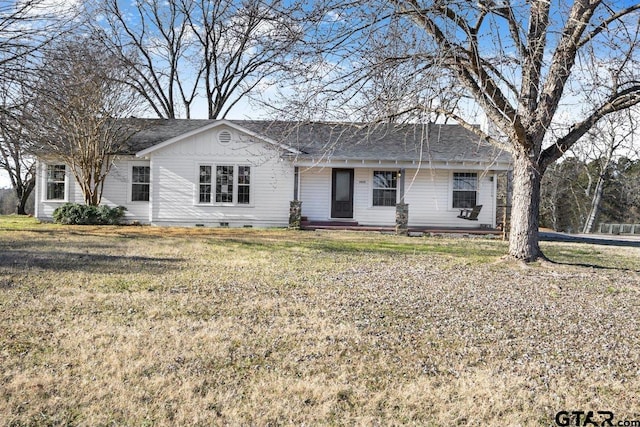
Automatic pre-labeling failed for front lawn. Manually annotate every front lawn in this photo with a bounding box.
[1,217,639,425]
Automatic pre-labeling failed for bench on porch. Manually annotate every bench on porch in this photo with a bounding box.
[457,205,482,221]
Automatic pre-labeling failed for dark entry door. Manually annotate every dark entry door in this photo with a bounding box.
[331,169,354,218]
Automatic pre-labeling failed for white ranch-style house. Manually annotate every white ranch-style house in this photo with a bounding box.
[35,120,512,230]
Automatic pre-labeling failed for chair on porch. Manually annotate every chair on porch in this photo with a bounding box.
[457,205,482,221]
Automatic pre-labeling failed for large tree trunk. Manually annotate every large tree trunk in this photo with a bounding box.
[16,188,31,215]
[14,177,35,215]
[508,154,544,261]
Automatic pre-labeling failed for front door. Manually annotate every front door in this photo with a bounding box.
[331,169,354,218]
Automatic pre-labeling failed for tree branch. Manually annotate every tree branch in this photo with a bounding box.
[578,3,640,48]
[540,84,640,170]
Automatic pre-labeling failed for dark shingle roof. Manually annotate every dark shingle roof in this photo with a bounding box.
[236,121,510,163]
[123,119,511,164]
[123,119,215,153]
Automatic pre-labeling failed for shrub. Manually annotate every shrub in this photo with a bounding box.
[52,203,127,225]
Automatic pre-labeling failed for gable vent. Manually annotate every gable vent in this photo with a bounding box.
[218,130,232,144]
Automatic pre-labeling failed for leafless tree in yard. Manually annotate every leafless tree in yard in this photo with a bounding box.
[0,80,35,215]
[0,0,78,213]
[94,0,304,119]
[186,0,304,119]
[0,0,76,83]
[268,3,453,123]
[278,0,640,261]
[389,0,640,261]
[30,38,144,206]
[94,0,199,119]
[345,14,462,124]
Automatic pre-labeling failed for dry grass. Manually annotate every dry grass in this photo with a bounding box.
[1,216,640,426]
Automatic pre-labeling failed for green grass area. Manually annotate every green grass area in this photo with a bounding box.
[1,216,639,425]
[542,242,639,270]
[2,215,636,268]
[0,214,44,230]
[219,233,509,263]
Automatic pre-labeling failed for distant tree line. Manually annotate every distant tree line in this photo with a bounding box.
[541,157,640,233]
[0,187,33,215]
[539,110,640,233]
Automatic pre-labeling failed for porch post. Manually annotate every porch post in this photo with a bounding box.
[396,169,409,236]
[396,169,408,235]
[289,200,302,229]
[289,167,302,229]
[396,203,409,235]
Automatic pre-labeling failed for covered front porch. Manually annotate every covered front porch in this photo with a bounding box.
[291,163,505,232]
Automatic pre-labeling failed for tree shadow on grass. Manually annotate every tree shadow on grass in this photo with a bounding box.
[219,237,506,261]
[538,257,640,272]
[0,249,184,275]
[540,232,640,248]
[539,233,640,272]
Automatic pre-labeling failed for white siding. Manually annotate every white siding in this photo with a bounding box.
[352,168,396,225]
[300,167,497,228]
[35,157,151,222]
[99,158,151,223]
[148,124,294,227]
[299,167,331,220]
[34,121,503,229]
[404,169,496,227]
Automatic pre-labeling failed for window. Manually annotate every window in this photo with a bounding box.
[46,164,66,200]
[237,166,250,204]
[198,164,250,205]
[372,171,397,207]
[216,166,234,203]
[131,166,150,202]
[453,172,478,208]
[199,165,212,203]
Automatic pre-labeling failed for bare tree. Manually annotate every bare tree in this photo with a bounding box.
[93,0,302,119]
[0,0,75,82]
[30,38,143,206]
[391,1,640,261]
[344,13,460,124]
[0,0,78,213]
[187,0,303,119]
[284,1,640,261]
[0,90,35,214]
[541,158,590,233]
[95,0,199,119]
[615,157,640,223]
